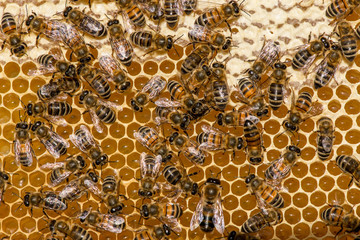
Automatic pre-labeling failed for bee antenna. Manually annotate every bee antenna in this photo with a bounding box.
[241,9,251,17]
[12,192,23,201]
[14,202,24,212]
[104,13,111,20]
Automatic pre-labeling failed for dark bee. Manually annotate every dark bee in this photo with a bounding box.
[321,205,360,234]
[336,155,360,187]
[244,118,264,165]
[134,126,173,162]
[37,77,81,101]
[205,62,229,111]
[216,110,258,127]
[190,177,224,233]
[241,209,282,233]
[185,64,212,94]
[102,175,127,215]
[316,117,334,161]
[63,6,107,38]
[25,101,72,126]
[314,44,342,89]
[139,201,183,226]
[140,0,165,23]
[14,119,35,167]
[181,0,197,15]
[0,167,11,203]
[154,106,191,130]
[116,0,146,27]
[49,220,93,240]
[164,0,180,29]
[37,81,61,101]
[326,0,360,20]
[77,64,111,99]
[30,121,69,159]
[99,55,131,92]
[188,25,232,51]
[34,53,76,79]
[338,20,357,62]
[70,125,109,168]
[227,231,259,240]
[40,155,86,187]
[131,76,166,112]
[267,61,289,110]
[130,31,177,54]
[1,12,27,57]
[181,45,212,76]
[169,131,205,165]
[79,208,125,233]
[137,153,162,198]
[107,19,134,66]
[134,224,173,240]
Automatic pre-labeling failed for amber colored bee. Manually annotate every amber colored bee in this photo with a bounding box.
[134,224,174,240]
[164,0,180,29]
[244,118,264,165]
[140,0,164,23]
[14,119,35,167]
[181,45,212,76]
[337,21,358,62]
[336,155,360,187]
[130,30,178,54]
[216,110,258,127]
[181,0,197,15]
[245,174,284,209]
[101,175,127,215]
[99,55,131,92]
[116,0,146,27]
[267,61,289,110]
[321,205,360,234]
[34,53,77,79]
[107,19,134,66]
[49,220,94,240]
[134,126,173,162]
[154,106,191,130]
[63,6,107,38]
[137,153,162,198]
[1,12,27,57]
[185,64,212,94]
[316,117,334,161]
[326,0,360,20]
[188,25,231,51]
[241,209,282,233]
[79,208,125,233]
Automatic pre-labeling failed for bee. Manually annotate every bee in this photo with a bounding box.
[137,152,162,198]
[321,205,360,234]
[197,125,244,158]
[245,174,284,209]
[164,0,180,29]
[37,81,61,101]
[77,64,111,99]
[1,12,27,57]
[63,6,107,38]
[40,155,86,187]
[79,208,125,233]
[292,35,330,72]
[38,77,82,101]
[57,77,82,96]
[244,118,264,165]
[99,55,131,92]
[0,167,10,203]
[338,20,358,62]
[30,121,69,159]
[49,220,93,240]
[181,45,212,76]
[154,106,191,130]
[185,64,212,94]
[134,126,173,162]
[130,76,166,112]
[102,175,127,215]
[78,90,122,133]
[107,19,134,66]
[314,44,342,89]
[227,231,259,240]
[326,0,360,20]
[241,209,283,233]
[116,0,146,27]
[140,0,165,23]
[70,125,109,168]
[32,53,77,79]
[316,117,334,161]
[25,101,72,126]
[25,12,67,46]
[188,25,232,51]
[267,61,289,110]
[22,190,67,217]
[14,119,35,167]
[134,224,174,240]
[264,145,301,188]
[59,170,101,201]
[130,31,178,54]
[216,110,258,127]
[336,155,360,187]
[181,0,197,15]
[190,177,224,233]
[169,131,206,165]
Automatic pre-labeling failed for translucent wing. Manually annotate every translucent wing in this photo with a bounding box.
[60,24,86,50]
[190,200,204,231]
[155,98,182,108]
[80,16,105,36]
[188,25,210,42]
[300,54,317,74]
[99,55,122,77]
[84,179,101,196]
[134,127,159,150]
[321,136,333,152]
[70,125,97,152]
[111,37,134,63]
[97,214,125,233]
[254,191,267,211]
[27,66,56,76]
[201,124,225,136]
[0,188,3,202]
[89,108,105,134]
[49,170,72,187]
[43,192,67,210]
[142,76,166,99]
[161,217,182,233]
[313,53,338,88]
[59,180,82,199]
[41,130,69,159]
[46,115,68,127]
[97,99,123,111]
[40,162,66,169]
[213,197,225,234]
[140,153,162,178]
[14,138,34,167]
[161,183,183,201]
[258,40,281,67]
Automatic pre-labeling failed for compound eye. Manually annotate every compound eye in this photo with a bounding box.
[263,109,269,114]
[291,126,297,131]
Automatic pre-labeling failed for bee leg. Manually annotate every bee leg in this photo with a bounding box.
[348,177,354,189]
[119,194,128,200]
[30,207,34,218]
[224,20,232,33]
[1,39,6,50]
[42,208,50,218]
[69,51,74,62]
[35,33,43,47]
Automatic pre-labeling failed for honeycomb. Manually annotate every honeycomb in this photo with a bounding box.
[1,0,360,239]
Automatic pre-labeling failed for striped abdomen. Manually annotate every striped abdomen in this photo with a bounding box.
[126,5,146,27]
[74,129,93,151]
[292,48,311,69]
[164,0,179,29]
[194,7,222,28]
[336,155,359,174]
[244,120,261,147]
[47,102,72,116]
[260,185,284,208]
[167,80,186,100]
[326,0,350,18]
[321,206,345,226]
[163,203,183,218]
[238,78,257,100]
[181,52,202,75]
[130,31,152,48]
[37,54,57,67]
[268,82,283,110]
[138,126,159,150]
[197,132,222,149]
[1,12,16,35]
[163,165,182,185]
[212,80,229,111]
[89,75,111,99]
[44,192,67,210]
[80,15,107,38]
[265,160,288,180]
[46,137,67,156]
[340,34,357,62]
[96,105,116,124]
[111,37,133,67]
[317,136,332,160]
[69,225,93,240]
[314,62,335,89]
[295,91,312,113]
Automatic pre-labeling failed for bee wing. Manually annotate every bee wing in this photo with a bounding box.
[46,115,68,127]
[97,99,123,112]
[89,108,105,134]
[321,136,333,152]
[40,137,60,159]
[139,152,148,178]
[46,20,68,42]
[43,192,67,210]
[161,217,182,233]
[84,179,101,196]
[143,76,166,99]
[201,124,224,135]
[254,191,267,210]
[59,180,81,199]
[258,40,281,67]
[300,54,317,74]
[153,155,162,176]
[49,170,72,187]
[97,214,125,233]
[27,67,56,77]
[213,197,225,234]
[190,199,204,231]
[188,25,209,42]
[14,138,34,167]
[99,55,121,77]
[161,183,182,200]
[40,162,66,169]
[60,24,86,50]
[155,98,182,108]
[110,36,134,62]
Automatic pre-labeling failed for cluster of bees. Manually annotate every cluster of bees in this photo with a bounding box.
[2,0,360,239]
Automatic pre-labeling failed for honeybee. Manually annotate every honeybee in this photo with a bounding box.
[326,0,360,20]
[70,125,109,168]
[185,64,212,94]
[59,170,101,201]
[79,208,125,233]
[0,167,11,203]
[77,64,111,99]
[25,101,72,126]
[267,61,289,111]
[49,220,93,240]
[140,0,164,23]
[264,145,301,189]
[37,77,81,101]
[227,231,259,240]
[164,0,180,29]
[169,131,205,165]
[245,174,284,209]
[130,76,166,112]
[321,205,360,234]
[292,35,330,72]
[137,152,162,198]
[107,19,134,67]
[22,190,67,217]
[130,30,179,54]
[31,121,69,159]
[25,12,67,46]
[134,224,174,240]
[14,118,36,167]
[188,25,231,51]
[336,155,360,187]
[197,125,244,158]
[63,6,107,38]
[181,45,213,76]
[316,117,334,161]
[116,0,146,27]
[244,118,264,165]
[78,90,122,133]
[190,177,224,233]
[134,126,173,162]
[40,155,86,187]
[216,110,258,127]
[241,209,283,233]
[181,0,197,14]
[1,12,27,57]
[314,44,342,89]
[194,1,244,30]
[99,55,131,92]
[154,106,191,130]
[102,175,127,215]
[37,81,61,101]
[338,21,358,62]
